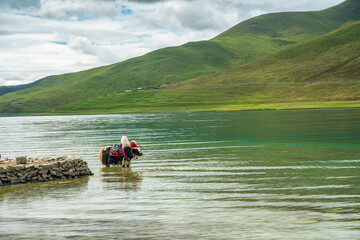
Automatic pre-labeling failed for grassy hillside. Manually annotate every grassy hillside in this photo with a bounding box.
[55,21,360,114]
[0,0,359,114]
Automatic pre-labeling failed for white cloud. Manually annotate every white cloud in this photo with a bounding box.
[36,0,117,19]
[0,0,344,86]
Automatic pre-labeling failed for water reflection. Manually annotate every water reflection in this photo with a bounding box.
[0,177,89,202]
[99,167,141,192]
[0,176,89,201]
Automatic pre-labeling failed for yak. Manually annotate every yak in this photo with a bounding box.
[99,136,143,167]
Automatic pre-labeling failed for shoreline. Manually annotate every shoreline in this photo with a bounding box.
[0,100,359,117]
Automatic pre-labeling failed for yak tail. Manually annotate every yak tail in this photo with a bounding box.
[99,146,111,165]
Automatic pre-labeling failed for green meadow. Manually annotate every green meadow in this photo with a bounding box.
[0,0,360,115]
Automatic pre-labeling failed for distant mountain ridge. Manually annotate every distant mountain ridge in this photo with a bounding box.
[0,78,44,97]
[1,0,359,114]
[217,0,360,40]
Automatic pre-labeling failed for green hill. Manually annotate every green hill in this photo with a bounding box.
[0,0,360,114]
[55,21,360,114]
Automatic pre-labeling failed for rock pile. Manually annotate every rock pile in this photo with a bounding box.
[0,157,93,185]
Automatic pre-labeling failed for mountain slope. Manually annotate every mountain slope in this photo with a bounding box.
[56,21,360,114]
[1,0,360,114]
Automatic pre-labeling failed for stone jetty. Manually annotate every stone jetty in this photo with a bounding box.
[0,156,93,186]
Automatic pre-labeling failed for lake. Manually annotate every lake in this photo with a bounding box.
[0,109,359,239]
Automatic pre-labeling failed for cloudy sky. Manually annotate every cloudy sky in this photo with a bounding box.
[0,0,344,86]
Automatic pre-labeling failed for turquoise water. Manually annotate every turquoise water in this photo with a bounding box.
[0,109,359,239]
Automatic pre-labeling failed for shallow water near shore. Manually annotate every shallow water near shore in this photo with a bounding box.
[0,109,360,239]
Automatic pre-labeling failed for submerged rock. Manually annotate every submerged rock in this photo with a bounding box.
[293,219,319,224]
